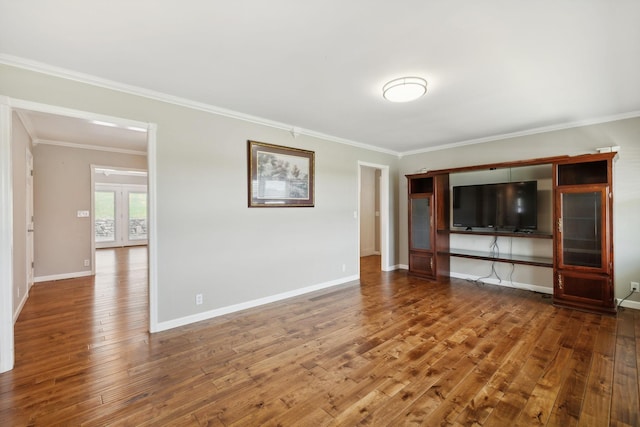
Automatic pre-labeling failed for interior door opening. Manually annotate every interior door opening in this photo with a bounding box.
[1,98,157,373]
[358,162,390,272]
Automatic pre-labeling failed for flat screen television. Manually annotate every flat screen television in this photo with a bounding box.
[452,181,537,230]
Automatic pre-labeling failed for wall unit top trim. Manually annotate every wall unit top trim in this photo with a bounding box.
[420,152,617,176]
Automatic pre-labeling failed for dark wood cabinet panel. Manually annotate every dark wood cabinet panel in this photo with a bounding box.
[553,153,615,314]
[555,270,615,313]
[406,152,615,314]
[557,160,608,186]
[406,173,449,281]
[409,252,434,277]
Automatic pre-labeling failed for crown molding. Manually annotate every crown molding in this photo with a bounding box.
[399,110,640,157]
[14,110,37,140]
[34,138,146,156]
[0,54,401,157]
[4,54,639,160]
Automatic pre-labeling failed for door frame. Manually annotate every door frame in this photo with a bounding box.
[26,148,34,295]
[0,96,158,373]
[357,161,391,272]
[0,101,14,373]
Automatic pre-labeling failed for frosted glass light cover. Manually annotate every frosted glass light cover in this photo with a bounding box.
[383,77,427,102]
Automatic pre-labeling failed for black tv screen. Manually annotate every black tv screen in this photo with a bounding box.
[452,181,537,230]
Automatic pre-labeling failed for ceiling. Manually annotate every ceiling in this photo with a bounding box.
[2,1,639,155]
[15,109,148,154]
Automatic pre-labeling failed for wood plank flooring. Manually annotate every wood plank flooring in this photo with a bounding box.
[1,248,639,425]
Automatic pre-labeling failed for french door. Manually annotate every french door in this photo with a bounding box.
[95,184,148,248]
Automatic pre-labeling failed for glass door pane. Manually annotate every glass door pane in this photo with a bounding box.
[411,197,431,250]
[128,192,147,241]
[561,191,602,268]
[95,191,116,243]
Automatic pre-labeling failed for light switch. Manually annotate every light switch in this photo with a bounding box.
[77,210,90,218]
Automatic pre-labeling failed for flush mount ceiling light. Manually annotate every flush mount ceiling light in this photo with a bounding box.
[382,77,427,103]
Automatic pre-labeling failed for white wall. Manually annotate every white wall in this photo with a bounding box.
[399,117,640,302]
[0,63,399,328]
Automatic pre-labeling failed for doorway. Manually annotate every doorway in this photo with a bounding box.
[360,166,381,257]
[0,97,158,373]
[358,162,390,272]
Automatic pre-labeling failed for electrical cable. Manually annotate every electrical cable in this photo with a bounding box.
[617,289,635,310]
[508,237,515,285]
[473,235,502,285]
[508,262,515,285]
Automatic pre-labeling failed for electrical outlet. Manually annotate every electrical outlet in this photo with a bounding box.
[631,282,639,293]
[83,259,90,267]
[195,294,203,305]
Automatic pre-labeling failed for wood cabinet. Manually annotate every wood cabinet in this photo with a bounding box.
[553,153,615,313]
[407,173,449,281]
[408,152,616,315]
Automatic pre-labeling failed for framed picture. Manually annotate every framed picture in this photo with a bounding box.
[247,140,315,207]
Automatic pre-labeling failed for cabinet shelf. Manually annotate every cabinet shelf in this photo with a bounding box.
[448,249,553,268]
[563,248,601,255]
[563,238,600,245]
[449,229,552,239]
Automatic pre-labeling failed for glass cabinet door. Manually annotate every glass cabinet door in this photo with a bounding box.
[410,195,432,251]
[558,187,608,272]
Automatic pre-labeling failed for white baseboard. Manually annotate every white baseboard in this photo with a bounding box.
[35,271,93,283]
[414,270,640,311]
[155,274,360,333]
[13,288,29,324]
[617,298,640,310]
[450,272,553,295]
[397,264,408,271]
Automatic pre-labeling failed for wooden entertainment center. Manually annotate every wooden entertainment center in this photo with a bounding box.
[407,152,617,314]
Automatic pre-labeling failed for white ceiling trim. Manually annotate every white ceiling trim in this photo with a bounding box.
[14,110,37,140]
[4,54,639,159]
[0,54,399,157]
[34,138,146,156]
[6,95,152,132]
[400,110,640,158]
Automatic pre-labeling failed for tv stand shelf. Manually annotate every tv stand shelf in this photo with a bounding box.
[447,249,553,268]
[449,229,553,239]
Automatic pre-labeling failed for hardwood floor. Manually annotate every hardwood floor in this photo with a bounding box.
[1,249,639,426]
